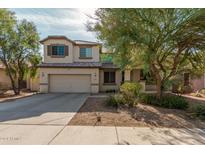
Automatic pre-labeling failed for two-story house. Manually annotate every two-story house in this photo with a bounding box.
[37,35,135,93]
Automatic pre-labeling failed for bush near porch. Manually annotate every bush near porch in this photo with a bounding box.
[106,82,142,108]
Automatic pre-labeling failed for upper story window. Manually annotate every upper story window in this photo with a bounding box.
[52,46,65,56]
[47,45,68,57]
[79,47,92,58]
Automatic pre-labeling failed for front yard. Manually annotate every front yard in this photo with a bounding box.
[69,96,205,128]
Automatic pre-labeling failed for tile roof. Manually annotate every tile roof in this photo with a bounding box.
[40,36,102,46]
[40,35,76,44]
[39,62,102,68]
[39,62,121,69]
[101,62,119,69]
[74,40,102,45]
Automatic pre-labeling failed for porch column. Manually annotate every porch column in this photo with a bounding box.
[124,69,131,81]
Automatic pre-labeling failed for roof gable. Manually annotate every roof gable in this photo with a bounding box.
[40,36,102,47]
[40,36,75,44]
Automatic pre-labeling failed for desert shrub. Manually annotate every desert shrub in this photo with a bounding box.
[177,84,193,94]
[140,94,189,110]
[172,81,193,94]
[199,88,205,95]
[120,82,142,96]
[106,94,124,108]
[191,105,205,120]
[120,82,142,107]
[190,92,203,97]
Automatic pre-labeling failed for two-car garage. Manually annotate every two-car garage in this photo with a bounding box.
[49,74,91,93]
[39,66,100,93]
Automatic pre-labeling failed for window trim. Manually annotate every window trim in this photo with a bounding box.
[79,47,93,59]
[51,45,65,57]
[103,71,116,85]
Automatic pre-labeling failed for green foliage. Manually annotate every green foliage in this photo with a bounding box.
[140,94,189,110]
[120,82,142,107]
[120,82,142,96]
[0,9,41,94]
[100,53,113,62]
[88,8,205,98]
[106,94,124,108]
[191,105,205,120]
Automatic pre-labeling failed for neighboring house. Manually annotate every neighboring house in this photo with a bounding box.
[37,35,145,93]
[0,62,11,90]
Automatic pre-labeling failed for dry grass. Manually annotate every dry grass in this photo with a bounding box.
[69,97,205,128]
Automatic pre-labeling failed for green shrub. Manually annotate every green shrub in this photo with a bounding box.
[140,94,189,110]
[120,82,142,96]
[106,94,124,108]
[191,105,205,120]
[120,82,142,107]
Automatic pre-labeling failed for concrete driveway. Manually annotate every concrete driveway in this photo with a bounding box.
[0,93,88,144]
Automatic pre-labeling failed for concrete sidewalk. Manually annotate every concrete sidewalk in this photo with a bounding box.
[0,125,205,145]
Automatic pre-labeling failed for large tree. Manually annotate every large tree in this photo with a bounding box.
[0,9,41,95]
[88,9,205,98]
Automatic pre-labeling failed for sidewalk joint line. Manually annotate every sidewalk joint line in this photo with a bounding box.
[115,125,120,145]
[47,125,67,145]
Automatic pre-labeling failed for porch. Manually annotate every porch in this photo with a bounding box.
[124,69,156,92]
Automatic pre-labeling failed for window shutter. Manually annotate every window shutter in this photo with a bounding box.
[47,45,52,56]
[64,46,69,56]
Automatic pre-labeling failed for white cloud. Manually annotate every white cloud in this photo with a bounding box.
[11,8,98,41]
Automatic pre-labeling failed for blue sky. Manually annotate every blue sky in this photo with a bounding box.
[10,8,97,42]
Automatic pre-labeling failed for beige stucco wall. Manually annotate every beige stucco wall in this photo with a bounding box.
[42,39,100,63]
[73,46,100,62]
[39,67,99,93]
[191,74,205,92]
[131,69,141,82]
[43,39,74,63]
[0,68,11,89]
[99,69,122,92]
[26,69,40,91]
[124,70,131,81]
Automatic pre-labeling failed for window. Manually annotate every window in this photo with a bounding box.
[104,71,116,84]
[52,46,65,56]
[80,48,92,58]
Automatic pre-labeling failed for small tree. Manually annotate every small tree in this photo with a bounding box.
[0,9,41,95]
[88,9,205,98]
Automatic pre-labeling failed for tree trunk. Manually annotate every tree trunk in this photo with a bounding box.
[156,79,162,99]
[150,63,163,99]
[2,61,19,95]
[17,78,21,95]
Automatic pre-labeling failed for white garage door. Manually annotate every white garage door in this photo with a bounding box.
[49,74,91,93]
